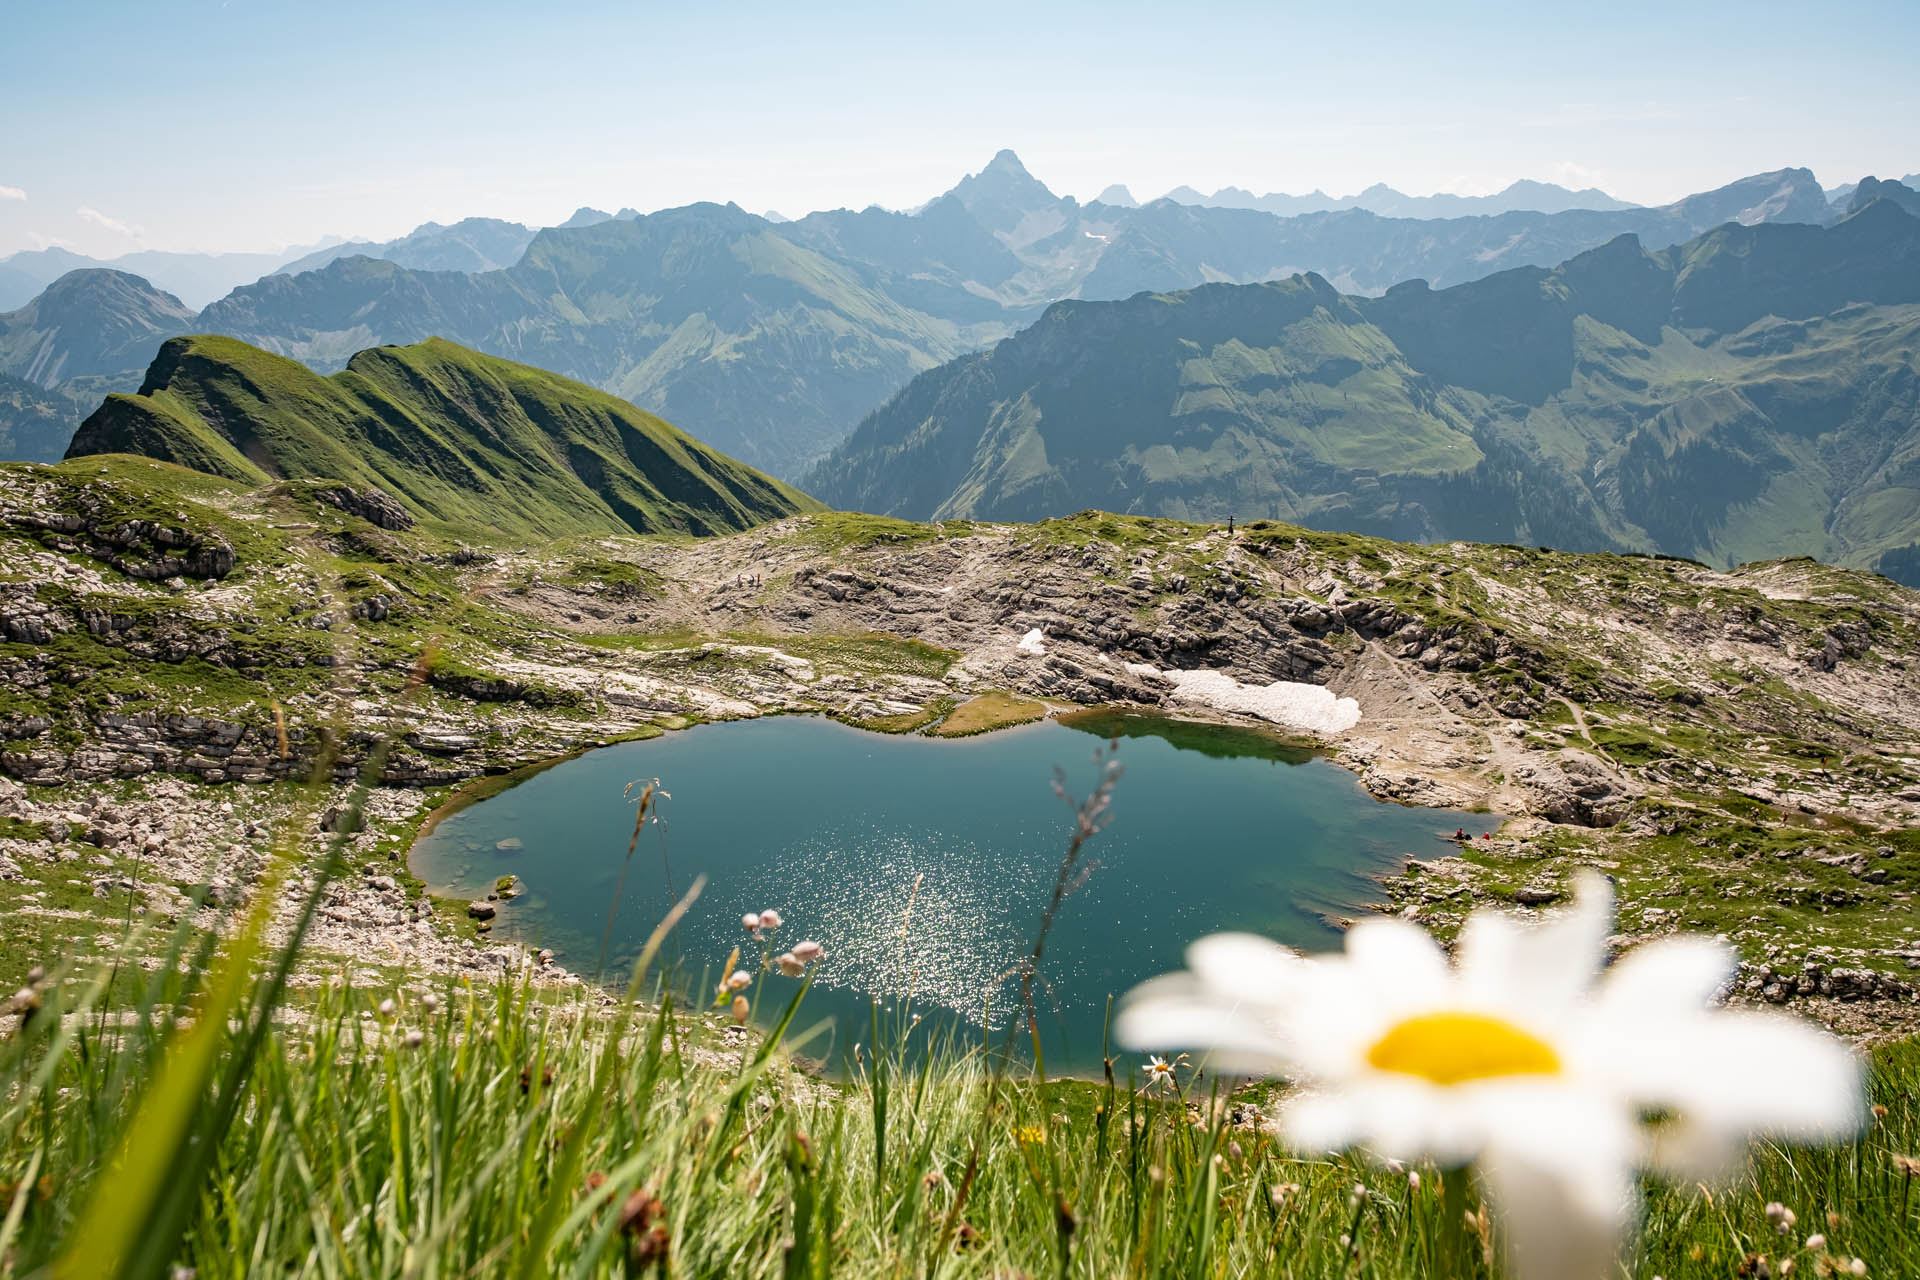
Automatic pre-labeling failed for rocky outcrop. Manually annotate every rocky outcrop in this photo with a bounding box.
[1507,749,1639,828]
[10,509,234,580]
[315,485,415,531]
[1744,950,1918,1005]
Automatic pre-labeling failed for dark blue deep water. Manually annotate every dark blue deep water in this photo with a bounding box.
[410,712,1480,1073]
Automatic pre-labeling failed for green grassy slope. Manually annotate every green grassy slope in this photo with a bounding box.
[64,334,823,540]
[806,199,1920,571]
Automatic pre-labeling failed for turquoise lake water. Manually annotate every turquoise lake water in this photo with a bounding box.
[409,712,1482,1073]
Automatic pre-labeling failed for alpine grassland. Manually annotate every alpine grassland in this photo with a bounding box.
[1,726,1912,1279]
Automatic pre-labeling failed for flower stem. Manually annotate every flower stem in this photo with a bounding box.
[1441,1167,1469,1280]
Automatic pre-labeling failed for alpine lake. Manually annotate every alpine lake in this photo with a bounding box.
[409,710,1485,1076]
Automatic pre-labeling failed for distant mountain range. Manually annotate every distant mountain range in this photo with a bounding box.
[272,217,542,278]
[805,189,1920,581]
[67,335,817,540]
[0,154,1904,480]
[0,244,314,313]
[1152,177,1642,218]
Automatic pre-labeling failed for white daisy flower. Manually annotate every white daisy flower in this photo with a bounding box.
[1116,872,1863,1280]
[1141,1052,1186,1095]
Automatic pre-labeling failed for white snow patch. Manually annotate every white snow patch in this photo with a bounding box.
[1163,669,1362,735]
[1016,628,1047,656]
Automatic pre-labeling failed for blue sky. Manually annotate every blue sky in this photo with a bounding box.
[2,0,1916,257]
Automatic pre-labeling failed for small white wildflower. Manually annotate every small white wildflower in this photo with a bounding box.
[792,939,824,963]
[1806,1234,1827,1251]
[1848,1260,1866,1277]
[757,909,783,930]
[421,992,440,1012]
[742,913,762,932]
[1407,1170,1421,1191]
[377,998,395,1019]
[726,969,753,993]
[775,953,805,977]
[403,1029,424,1049]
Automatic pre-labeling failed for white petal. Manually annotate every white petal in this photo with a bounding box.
[1596,935,1734,1017]
[1273,960,1393,1080]
[1184,932,1307,1005]
[1617,1011,1865,1178]
[1281,1077,1499,1168]
[1476,1087,1638,1280]
[1113,983,1295,1074]
[1342,916,1453,1012]
[1457,870,1611,1017]
[1279,1088,1367,1153]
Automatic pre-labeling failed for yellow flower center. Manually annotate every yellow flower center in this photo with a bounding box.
[1366,1011,1561,1085]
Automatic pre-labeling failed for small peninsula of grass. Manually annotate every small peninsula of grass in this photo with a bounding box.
[930,691,1048,737]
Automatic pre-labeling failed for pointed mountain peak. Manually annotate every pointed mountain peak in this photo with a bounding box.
[1094,184,1138,208]
[943,149,1060,232]
[557,206,613,229]
[984,148,1032,177]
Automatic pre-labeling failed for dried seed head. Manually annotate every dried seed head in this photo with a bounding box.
[726,969,753,992]
[403,1029,424,1050]
[1806,1234,1827,1251]
[1895,1155,1920,1177]
[618,1187,664,1236]
[634,1224,669,1268]
[421,992,440,1012]
[775,953,805,978]
[377,998,396,1019]
[730,995,750,1024]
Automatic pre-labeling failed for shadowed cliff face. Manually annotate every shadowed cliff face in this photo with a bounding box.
[805,200,1920,573]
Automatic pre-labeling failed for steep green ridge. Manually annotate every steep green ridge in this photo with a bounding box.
[65,335,821,540]
[805,198,1920,573]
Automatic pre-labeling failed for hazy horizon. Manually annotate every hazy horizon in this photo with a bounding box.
[3,0,1916,259]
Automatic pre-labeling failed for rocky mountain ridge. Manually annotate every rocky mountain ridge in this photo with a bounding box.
[0,158,1867,478]
[807,195,1920,578]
